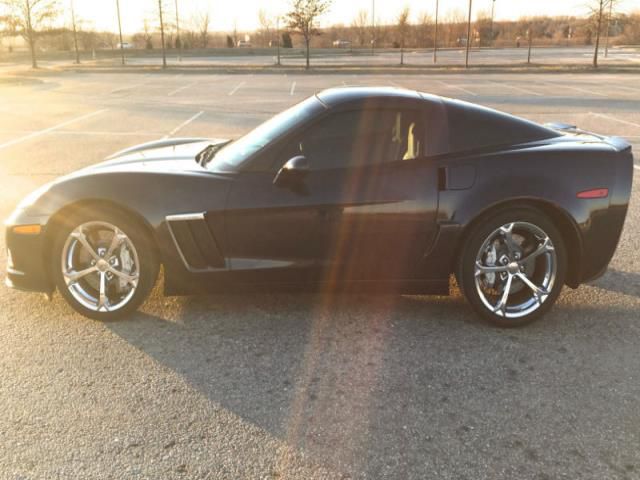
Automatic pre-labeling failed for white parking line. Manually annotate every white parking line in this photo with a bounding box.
[228,81,245,96]
[590,112,640,129]
[554,84,608,97]
[0,109,108,151]
[111,83,146,94]
[290,81,296,96]
[437,80,477,96]
[163,111,204,139]
[486,80,542,96]
[167,82,196,97]
[616,85,640,94]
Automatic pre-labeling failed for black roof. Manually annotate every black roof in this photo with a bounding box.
[316,86,425,107]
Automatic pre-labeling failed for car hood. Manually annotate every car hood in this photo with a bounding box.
[13,138,233,213]
[89,137,230,172]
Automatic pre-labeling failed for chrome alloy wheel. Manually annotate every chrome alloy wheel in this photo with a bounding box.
[474,222,557,319]
[61,221,140,313]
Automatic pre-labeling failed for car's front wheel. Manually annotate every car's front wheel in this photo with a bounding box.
[51,207,159,320]
[457,207,567,327]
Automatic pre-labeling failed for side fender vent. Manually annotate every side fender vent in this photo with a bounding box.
[166,213,225,271]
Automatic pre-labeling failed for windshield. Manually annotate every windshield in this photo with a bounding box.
[206,96,324,171]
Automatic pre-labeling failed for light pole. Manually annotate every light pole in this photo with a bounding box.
[276,16,281,65]
[70,0,80,64]
[604,0,613,58]
[371,0,375,56]
[158,0,167,68]
[174,0,181,61]
[433,0,439,63]
[465,0,473,68]
[490,0,496,47]
[116,0,125,65]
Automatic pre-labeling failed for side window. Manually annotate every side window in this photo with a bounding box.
[280,108,423,171]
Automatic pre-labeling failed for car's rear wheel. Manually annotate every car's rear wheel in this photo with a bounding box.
[51,207,159,320]
[457,207,567,327]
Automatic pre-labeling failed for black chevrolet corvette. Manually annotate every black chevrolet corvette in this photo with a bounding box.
[5,87,634,326]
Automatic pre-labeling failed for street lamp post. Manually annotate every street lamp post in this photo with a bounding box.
[70,0,80,64]
[115,0,125,65]
[604,0,613,58]
[433,0,439,63]
[158,0,167,68]
[371,0,375,56]
[465,0,473,68]
[490,0,496,47]
[174,0,181,61]
[276,16,281,66]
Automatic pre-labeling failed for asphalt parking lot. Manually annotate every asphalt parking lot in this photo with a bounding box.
[1,71,639,479]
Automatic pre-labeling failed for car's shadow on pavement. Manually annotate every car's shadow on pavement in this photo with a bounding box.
[106,291,640,478]
[590,268,640,298]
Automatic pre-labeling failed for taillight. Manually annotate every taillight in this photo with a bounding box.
[576,188,609,199]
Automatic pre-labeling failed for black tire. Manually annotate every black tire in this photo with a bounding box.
[51,206,159,321]
[456,206,567,328]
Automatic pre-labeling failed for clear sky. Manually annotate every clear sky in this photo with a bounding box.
[69,0,638,34]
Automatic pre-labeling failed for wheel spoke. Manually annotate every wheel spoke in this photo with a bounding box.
[475,262,509,276]
[108,267,139,286]
[106,227,127,257]
[70,228,100,261]
[493,274,513,316]
[500,223,519,254]
[520,237,554,264]
[97,271,109,311]
[63,266,98,284]
[516,272,550,299]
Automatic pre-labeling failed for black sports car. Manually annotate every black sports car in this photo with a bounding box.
[5,87,634,326]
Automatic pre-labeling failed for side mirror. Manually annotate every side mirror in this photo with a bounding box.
[273,155,309,187]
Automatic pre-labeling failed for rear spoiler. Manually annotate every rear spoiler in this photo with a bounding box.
[544,122,631,153]
[544,122,578,131]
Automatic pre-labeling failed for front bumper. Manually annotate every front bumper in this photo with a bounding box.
[5,210,54,294]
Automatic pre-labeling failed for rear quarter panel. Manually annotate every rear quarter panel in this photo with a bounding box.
[435,140,632,285]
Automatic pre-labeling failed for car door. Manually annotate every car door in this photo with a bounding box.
[223,102,440,286]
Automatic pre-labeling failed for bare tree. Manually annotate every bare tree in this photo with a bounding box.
[590,0,611,67]
[258,9,273,47]
[396,6,410,65]
[142,19,153,49]
[417,11,433,48]
[351,9,368,47]
[443,8,465,48]
[2,0,58,68]
[193,11,209,48]
[286,0,332,69]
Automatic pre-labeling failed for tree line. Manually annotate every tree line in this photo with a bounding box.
[1,0,638,69]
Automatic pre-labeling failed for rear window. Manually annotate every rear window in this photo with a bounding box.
[444,99,559,153]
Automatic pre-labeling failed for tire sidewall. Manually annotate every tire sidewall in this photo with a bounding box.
[458,206,567,328]
[51,206,159,321]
